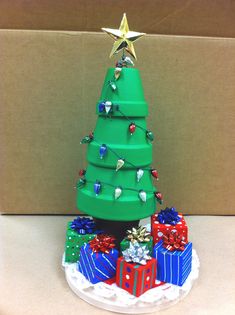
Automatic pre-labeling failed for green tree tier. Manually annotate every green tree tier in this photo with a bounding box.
[77,67,158,221]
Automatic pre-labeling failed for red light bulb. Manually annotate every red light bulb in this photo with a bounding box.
[154,192,163,204]
[89,132,94,139]
[151,169,159,180]
[129,123,136,135]
[79,169,86,177]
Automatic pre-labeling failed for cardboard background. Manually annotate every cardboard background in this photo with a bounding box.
[0,0,235,38]
[1,30,235,215]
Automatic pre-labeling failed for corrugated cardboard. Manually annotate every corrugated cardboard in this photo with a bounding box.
[0,0,235,38]
[0,30,235,215]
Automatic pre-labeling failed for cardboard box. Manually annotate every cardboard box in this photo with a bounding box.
[0,6,235,215]
[0,0,235,38]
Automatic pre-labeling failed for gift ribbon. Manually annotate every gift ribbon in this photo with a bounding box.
[89,234,116,254]
[162,231,187,251]
[70,217,96,235]
[126,226,151,243]
[122,242,152,265]
[157,207,181,225]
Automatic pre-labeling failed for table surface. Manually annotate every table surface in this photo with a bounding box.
[0,215,235,315]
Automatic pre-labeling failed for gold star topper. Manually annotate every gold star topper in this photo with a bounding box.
[102,13,145,60]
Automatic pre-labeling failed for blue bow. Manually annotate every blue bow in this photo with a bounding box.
[157,207,180,225]
[70,217,96,235]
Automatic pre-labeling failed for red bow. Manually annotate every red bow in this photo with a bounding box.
[89,234,116,254]
[162,231,187,251]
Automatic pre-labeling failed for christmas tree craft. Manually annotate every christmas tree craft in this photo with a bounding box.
[77,13,162,222]
[63,15,198,309]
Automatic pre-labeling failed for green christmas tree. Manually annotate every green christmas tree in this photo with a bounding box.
[77,14,162,233]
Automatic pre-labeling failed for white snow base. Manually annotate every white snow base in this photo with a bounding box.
[62,249,199,314]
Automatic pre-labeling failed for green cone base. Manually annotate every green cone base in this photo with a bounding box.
[77,67,158,221]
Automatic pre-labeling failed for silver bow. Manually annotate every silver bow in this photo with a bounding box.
[122,242,152,265]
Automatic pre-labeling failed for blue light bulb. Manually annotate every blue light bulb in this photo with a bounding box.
[98,102,105,113]
[94,181,101,196]
[99,144,107,159]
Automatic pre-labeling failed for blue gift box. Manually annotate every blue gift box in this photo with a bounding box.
[78,243,119,284]
[153,240,192,286]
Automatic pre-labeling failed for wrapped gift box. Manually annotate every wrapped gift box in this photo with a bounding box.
[120,236,153,255]
[65,222,96,263]
[116,257,157,297]
[153,240,192,286]
[151,212,188,245]
[78,243,119,284]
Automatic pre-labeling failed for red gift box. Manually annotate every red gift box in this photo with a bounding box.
[116,257,157,297]
[151,213,188,245]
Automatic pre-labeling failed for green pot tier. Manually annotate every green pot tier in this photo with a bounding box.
[96,68,148,117]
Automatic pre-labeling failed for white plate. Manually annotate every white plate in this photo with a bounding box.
[62,249,199,314]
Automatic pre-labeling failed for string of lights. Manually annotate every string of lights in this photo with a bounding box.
[97,101,154,141]
[77,62,162,206]
[76,177,163,204]
[80,133,159,180]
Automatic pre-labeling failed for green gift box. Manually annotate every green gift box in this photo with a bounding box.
[65,222,96,263]
[120,236,153,256]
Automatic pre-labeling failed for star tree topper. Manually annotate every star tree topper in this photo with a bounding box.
[102,13,145,60]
